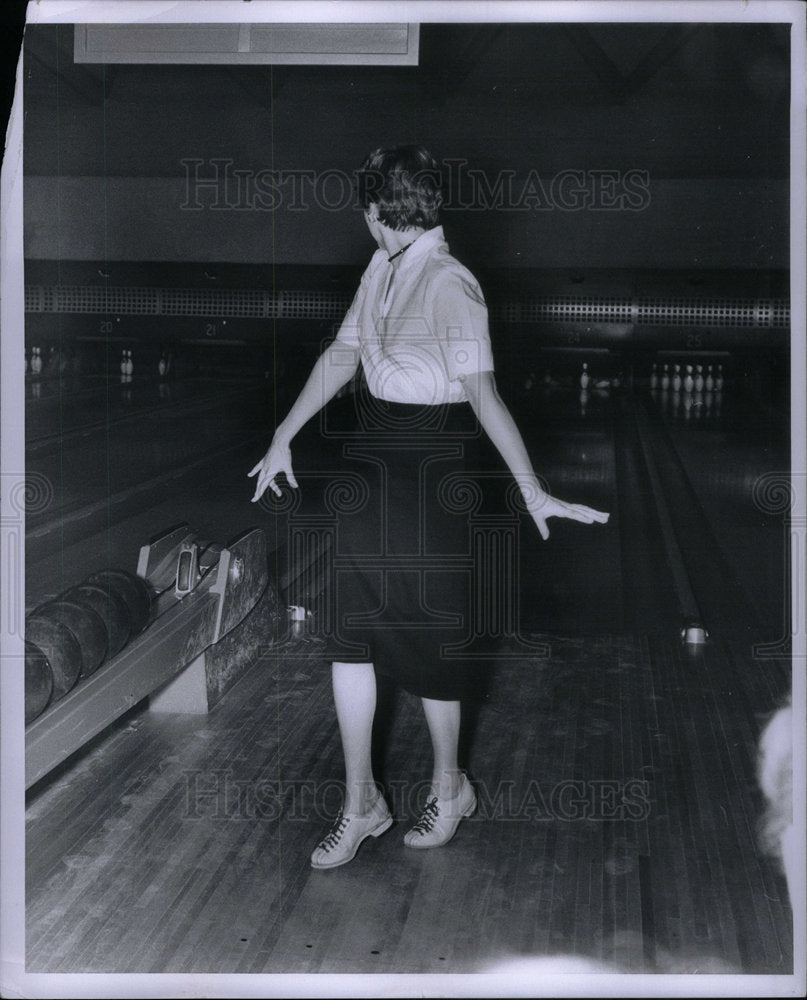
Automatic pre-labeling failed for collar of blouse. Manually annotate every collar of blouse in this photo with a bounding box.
[386,225,446,273]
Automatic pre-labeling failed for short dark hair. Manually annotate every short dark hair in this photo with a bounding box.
[356,145,443,231]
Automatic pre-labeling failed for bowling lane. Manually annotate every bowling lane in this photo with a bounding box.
[506,384,624,634]
[25,374,273,564]
[500,371,789,643]
[646,378,789,639]
[25,371,252,445]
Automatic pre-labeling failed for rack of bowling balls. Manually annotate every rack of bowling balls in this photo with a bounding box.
[25,569,155,725]
[24,524,270,789]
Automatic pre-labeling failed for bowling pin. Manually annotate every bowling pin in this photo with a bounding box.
[694,364,704,392]
[684,364,694,393]
[650,363,658,389]
[705,364,714,391]
[661,363,670,390]
[579,388,588,416]
[158,353,167,377]
[715,364,724,391]
[672,364,681,391]
[127,349,134,376]
[579,362,590,390]
[120,349,128,376]
[31,347,42,374]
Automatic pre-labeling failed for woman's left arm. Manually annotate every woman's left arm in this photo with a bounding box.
[462,371,609,540]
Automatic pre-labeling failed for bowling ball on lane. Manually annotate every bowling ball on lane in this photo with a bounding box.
[85,569,153,636]
[63,583,131,658]
[25,616,82,701]
[25,640,54,723]
[34,599,108,678]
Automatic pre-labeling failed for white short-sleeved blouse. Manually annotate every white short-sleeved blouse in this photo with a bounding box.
[333,226,495,405]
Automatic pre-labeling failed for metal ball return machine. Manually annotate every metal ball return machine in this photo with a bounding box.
[25,524,269,789]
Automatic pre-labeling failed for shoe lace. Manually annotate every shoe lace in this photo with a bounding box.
[319,813,349,852]
[412,797,440,834]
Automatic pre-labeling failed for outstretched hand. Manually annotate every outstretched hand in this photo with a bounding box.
[525,491,609,541]
[248,440,298,502]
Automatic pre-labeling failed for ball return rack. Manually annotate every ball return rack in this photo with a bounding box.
[25,523,268,789]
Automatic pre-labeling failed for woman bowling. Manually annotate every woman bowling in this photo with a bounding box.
[249,145,609,869]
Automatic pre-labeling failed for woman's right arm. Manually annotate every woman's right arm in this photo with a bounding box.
[462,370,609,539]
[249,340,359,502]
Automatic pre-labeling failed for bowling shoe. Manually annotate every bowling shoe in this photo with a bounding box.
[310,794,393,870]
[403,773,477,849]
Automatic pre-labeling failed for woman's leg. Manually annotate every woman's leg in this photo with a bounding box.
[332,661,378,813]
[310,661,390,869]
[404,695,475,849]
[420,696,463,800]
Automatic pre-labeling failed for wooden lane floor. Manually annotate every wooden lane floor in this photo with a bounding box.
[25,629,792,974]
[24,376,271,551]
[24,373,257,446]
[645,379,789,637]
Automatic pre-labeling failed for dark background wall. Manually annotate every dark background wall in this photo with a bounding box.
[22,22,790,271]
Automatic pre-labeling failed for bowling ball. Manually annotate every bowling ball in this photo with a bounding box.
[25,640,53,723]
[85,569,153,635]
[63,583,131,658]
[35,599,108,678]
[25,615,82,700]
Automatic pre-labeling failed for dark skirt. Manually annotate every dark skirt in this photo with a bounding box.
[318,390,488,700]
